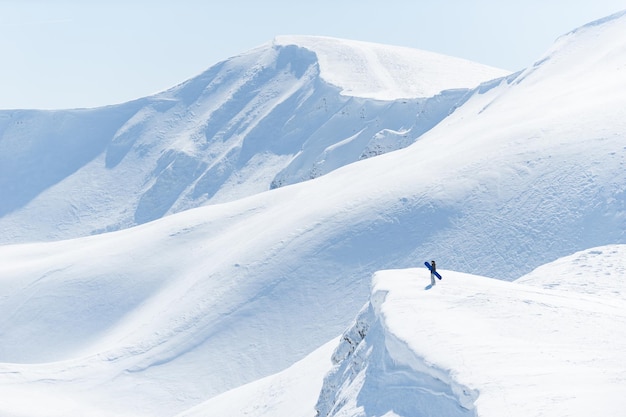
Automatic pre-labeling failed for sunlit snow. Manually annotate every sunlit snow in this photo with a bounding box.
[1,10,626,417]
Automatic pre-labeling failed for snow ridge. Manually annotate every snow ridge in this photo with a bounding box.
[0,37,506,244]
[516,244,626,299]
[273,35,508,100]
[313,252,626,417]
[315,292,477,417]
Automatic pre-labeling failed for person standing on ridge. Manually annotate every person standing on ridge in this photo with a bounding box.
[430,260,437,286]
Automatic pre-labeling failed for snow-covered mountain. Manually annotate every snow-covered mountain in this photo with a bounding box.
[1,10,626,417]
[183,245,626,417]
[0,35,506,244]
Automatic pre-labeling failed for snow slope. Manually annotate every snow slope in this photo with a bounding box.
[315,245,626,417]
[274,35,507,100]
[517,244,626,298]
[0,36,506,244]
[1,11,626,417]
[177,339,337,417]
[170,245,626,417]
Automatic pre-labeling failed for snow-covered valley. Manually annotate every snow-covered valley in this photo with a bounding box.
[1,10,626,417]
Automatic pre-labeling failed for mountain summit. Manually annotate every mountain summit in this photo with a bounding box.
[0,36,506,244]
[272,35,508,99]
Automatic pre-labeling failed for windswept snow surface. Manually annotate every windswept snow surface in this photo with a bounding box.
[0,35,507,244]
[315,248,626,417]
[1,11,626,417]
[517,244,626,298]
[274,35,507,100]
[165,246,626,417]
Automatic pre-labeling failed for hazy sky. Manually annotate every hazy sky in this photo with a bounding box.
[1,1,624,109]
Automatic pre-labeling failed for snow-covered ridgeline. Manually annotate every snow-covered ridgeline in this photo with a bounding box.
[151,246,626,417]
[315,282,477,417]
[0,36,507,244]
[315,245,626,417]
[273,35,508,100]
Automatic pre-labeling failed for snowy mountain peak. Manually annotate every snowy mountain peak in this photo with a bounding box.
[0,34,505,243]
[272,35,509,100]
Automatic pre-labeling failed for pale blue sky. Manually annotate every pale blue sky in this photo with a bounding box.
[1,1,624,109]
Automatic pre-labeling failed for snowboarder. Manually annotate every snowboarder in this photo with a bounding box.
[430,260,437,286]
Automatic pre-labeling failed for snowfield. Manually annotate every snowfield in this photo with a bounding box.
[1,9,626,417]
[176,245,626,417]
[361,262,626,417]
[273,35,507,100]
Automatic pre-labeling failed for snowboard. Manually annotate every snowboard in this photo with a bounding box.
[424,261,442,280]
